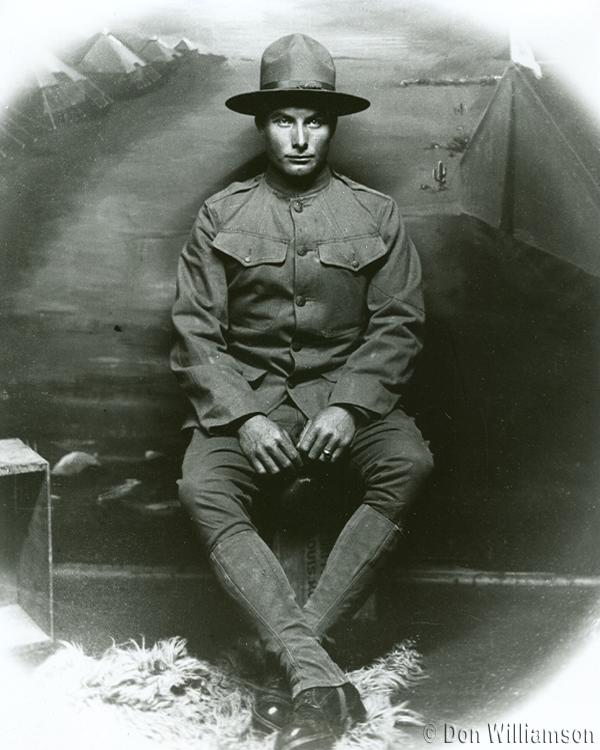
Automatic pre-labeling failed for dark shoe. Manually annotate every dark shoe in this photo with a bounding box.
[274,682,366,750]
[223,637,293,733]
[251,671,292,734]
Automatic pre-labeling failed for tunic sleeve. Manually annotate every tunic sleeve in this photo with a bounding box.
[170,203,264,432]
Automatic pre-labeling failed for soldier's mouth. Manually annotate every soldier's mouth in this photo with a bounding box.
[286,155,313,162]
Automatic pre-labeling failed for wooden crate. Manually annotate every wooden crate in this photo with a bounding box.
[0,438,53,649]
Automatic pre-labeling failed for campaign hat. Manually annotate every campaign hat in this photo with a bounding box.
[225,33,370,116]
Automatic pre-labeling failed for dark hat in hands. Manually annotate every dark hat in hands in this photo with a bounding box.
[225,33,370,116]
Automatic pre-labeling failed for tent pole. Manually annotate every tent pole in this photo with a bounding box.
[499,68,517,236]
[42,90,57,131]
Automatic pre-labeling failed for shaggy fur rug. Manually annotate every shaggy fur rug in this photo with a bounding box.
[6,637,424,750]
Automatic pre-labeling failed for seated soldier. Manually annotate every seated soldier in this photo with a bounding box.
[171,33,433,750]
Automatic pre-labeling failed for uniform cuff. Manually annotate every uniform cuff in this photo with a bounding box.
[329,374,395,417]
[329,402,375,424]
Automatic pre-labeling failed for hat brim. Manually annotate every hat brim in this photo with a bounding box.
[225,88,370,116]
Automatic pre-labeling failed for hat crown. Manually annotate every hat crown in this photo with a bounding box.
[260,34,336,90]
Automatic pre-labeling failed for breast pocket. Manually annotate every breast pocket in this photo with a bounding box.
[316,235,388,337]
[213,231,289,331]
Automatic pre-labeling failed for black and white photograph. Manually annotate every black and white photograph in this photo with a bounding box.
[1,1,599,748]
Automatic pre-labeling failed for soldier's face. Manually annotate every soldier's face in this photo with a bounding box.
[258,106,335,180]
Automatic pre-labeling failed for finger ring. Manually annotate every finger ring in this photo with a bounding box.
[323,449,332,456]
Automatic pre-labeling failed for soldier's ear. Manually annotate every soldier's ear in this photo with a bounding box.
[254,113,266,133]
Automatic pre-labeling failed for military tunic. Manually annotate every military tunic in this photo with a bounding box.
[171,167,425,433]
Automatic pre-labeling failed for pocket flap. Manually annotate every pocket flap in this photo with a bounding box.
[238,361,268,383]
[319,368,343,383]
[318,235,388,271]
[213,232,288,266]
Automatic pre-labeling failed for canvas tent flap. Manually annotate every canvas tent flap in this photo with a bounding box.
[459,67,514,230]
[512,72,600,277]
[460,65,600,278]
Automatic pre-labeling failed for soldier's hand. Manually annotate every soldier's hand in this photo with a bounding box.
[297,406,358,463]
[238,415,303,475]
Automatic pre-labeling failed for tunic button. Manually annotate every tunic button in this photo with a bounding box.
[291,341,302,352]
[297,247,307,256]
[351,260,359,269]
[244,255,251,263]
[293,200,303,213]
[295,295,306,307]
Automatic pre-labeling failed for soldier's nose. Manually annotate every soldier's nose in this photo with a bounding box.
[292,123,308,150]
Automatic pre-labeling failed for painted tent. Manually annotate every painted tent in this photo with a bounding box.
[460,63,600,278]
[76,32,161,96]
[138,37,179,74]
[2,52,111,137]
[173,37,226,64]
[174,37,200,56]
[0,99,42,154]
[173,36,213,57]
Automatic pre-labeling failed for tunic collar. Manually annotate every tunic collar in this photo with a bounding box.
[263,164,332,199]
